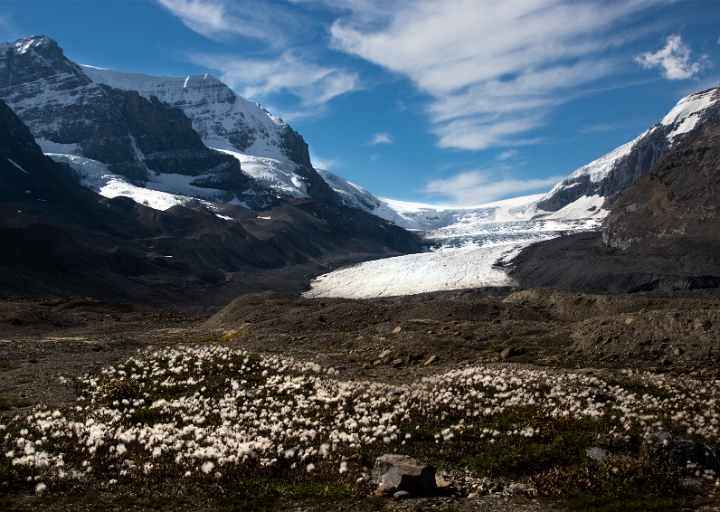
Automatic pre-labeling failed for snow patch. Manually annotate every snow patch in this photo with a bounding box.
[216,149,309,199]
[7,159,27,173]
[36,139,80,155]
[662,88,718,142]
[542,135,642,197]
[661,89,716,126]
[545,194,606,221]
[48,154,210,211]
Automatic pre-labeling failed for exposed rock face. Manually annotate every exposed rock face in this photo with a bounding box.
[79,61,336,205]
[537,85,720,212]
[0,36,247,190]
[81,63,314,169]
[603,120,720,250]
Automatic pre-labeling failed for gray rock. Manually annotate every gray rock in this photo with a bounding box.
[507,482,527,495]
[393,490,410,500]
[373,454,438,497]
[586,447,610,463]
[389,358,404,368]
[500,346,525,359]
[647,431,720,471]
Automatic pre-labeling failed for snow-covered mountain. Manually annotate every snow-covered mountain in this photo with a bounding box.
[79,66,306,164]
[0,35,423,279]
[0,35,343,211]
[79,64,328,204]
[321,84,720,240]
[3,35,720,302]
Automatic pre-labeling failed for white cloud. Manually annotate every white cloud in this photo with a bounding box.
[424,170,563,206]
[310,153,340,170]
[367,132,393,145]
[157,0,305,46]
[496,150,518,161]
[635,34,708,80]
[157,0,230,37]
[189,51,359,108]
[159,0,359,107]
[330,0,667,150]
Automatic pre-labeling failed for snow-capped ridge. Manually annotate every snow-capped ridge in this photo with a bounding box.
[538,82,720,213]
[80,64,293,162]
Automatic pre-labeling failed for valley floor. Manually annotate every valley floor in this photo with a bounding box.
[1,289,720,511]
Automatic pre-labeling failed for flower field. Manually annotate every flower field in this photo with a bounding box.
[2,342,719,507]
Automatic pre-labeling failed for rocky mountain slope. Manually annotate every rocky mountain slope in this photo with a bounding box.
[603,119,720,251]
[0,96,420,311]
[510,117,720,294]
[0,35,351,212]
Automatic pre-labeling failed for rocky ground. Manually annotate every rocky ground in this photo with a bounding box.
[1,288,720,511]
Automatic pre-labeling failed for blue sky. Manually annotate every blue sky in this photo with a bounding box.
[0,0,719,206]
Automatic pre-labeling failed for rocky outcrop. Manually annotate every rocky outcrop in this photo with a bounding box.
[647,431,720,473]
[603,120,720,250]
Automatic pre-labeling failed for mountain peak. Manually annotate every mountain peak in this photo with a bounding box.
[14,35,57,54]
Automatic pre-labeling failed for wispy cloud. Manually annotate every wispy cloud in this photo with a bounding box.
[158,0,359,108]
[330,0,668,150]
[424,170,563,206]
[157,0,306,46]
[635,34,708,80]
[192,51,358,108]
[496,149,518,161]
[579,122,629,133]
[310,153,340,170]
[367,132,393,145]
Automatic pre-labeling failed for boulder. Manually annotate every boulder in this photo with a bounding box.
[373,454,438,497]
[647,431,720,471]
